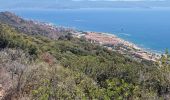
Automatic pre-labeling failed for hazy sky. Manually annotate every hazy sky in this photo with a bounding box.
[0,0,169,9]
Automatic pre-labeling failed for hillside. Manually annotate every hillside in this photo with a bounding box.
[0,12,74,39]
[0,12,170,100]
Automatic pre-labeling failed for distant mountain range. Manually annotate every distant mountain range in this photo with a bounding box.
[1,0,170,9]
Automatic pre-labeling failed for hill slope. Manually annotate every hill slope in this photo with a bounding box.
[0,12,170,99]
[0,11,74,39]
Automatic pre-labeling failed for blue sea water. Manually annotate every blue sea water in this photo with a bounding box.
[3,8,170,52]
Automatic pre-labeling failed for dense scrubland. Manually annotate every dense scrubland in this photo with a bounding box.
[0,12,170,100]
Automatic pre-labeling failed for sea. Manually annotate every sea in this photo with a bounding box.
[2,8,170,53]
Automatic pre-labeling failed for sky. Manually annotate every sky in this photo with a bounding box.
[0,0,170,9]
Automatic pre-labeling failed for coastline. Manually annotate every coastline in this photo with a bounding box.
[4,8,170,52]
[33,20,161,62]
[101,32,162,54]
[72,30,161,62]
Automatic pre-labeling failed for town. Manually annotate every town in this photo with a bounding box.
[73,31,161,62]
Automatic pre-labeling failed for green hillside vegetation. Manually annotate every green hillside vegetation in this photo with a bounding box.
[0,23,170,99]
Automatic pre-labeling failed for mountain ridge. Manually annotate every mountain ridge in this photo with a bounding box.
[0,11,73,39]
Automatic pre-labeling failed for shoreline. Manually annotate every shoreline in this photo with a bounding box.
[72,31,161,61]
[100,32,162,54]
[32,20,161,62]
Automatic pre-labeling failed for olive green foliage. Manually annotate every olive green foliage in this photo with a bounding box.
[0,23,40,57]
[30,64,102,100]
[1,23,170,99]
